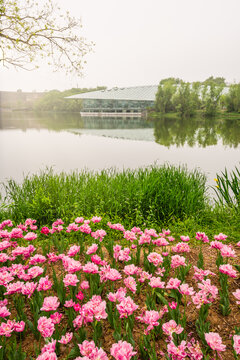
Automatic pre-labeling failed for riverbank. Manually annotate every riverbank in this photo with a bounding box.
[0,166,239,242]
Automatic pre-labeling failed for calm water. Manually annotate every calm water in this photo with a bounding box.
[0,111,239,192]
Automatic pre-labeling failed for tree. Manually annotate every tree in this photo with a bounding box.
[155,79,178,113]
[0,0,92,74]
[201,79,225,117]
[173,82,199,117]
[224,83,240,112]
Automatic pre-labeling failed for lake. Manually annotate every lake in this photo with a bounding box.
[0,111,239,193]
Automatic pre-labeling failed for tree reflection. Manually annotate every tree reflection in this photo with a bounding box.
[152,115,240,148]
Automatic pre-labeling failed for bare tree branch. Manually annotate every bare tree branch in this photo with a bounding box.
[0,0,93,75]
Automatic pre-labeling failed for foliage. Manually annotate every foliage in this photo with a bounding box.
[224,83,240,113]
[155,80,177,113]
[154,77,227,117]
[0,0,92,73]
[173,82,199,117]
[201,79,225,117]
[34,87,106,112]
[0,165,207,227]
[213,166,240,210]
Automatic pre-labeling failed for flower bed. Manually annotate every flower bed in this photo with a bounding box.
[0,217,239,359]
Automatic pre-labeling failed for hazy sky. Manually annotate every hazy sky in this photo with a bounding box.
[1,0,240,91]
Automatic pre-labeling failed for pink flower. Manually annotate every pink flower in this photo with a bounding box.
[91,229,106,242]
[99,266,122,282]
[116,296,138,318]
[37,276,53,291]
[0,306,11,318]
[86,244,98,255]
[179,283,195,296]
[50,312,63,324]
[220,244,236,258]
[219,264,237,278]
[66,223,79,233]
[91,216,102,223]
[41,339,56,354]
[37,316,55,338]
[162,320,183,338]
[107,222,125,231]
[79,223,92,234]
[37,352,57,360]
[82,262,98,274]
[167,341,187,359]
[29,254,46,265]
[171,255,186,269]
[76,291,84,301]
[149,277,165,289]
[67,245,80,256]
[24,232,37,241]
[22,281,38,297]
[0,320,14,337]
[78,340,96,357]
[147,252,163,266]
[233,335,240,355]
[166,278,181,289]
[152,237,169,246]
[41,226,50,235]
[172,242,190,253]
[205,332,226,352]
[41,296,60,312]
[75,217,84,223]
[180,235,190,242]
[195,232,209,243]
[233,289,240,304]
[28,266,44,278]
[63,274,79,287]
[123,264,139,276]
[12,320,25,332]
[214,233,227,241]
[58,332,73,344]
[108,287,127,303]
[110,340,137,360]
[123,231,137,242]
[124,276,137,293]
[80,281,90,290]
[137,310,160,334]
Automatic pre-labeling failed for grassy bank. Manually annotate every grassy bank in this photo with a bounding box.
[0,166,207,227]
[1,165,239,241]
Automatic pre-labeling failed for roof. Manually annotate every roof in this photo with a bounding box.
[66,85,158,101]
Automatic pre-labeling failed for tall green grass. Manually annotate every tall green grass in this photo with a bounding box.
[213,166,240,210]
[0,165,208,227]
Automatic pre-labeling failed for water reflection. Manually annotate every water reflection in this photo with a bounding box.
[153,116,240,148]
[0,111,240,148]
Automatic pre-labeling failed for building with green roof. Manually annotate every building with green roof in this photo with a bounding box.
[67,85,158,116]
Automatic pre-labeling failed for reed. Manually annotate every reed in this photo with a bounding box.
[0,165,208,227]
[213,166,240,210]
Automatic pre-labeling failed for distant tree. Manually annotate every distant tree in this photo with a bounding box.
[34,87,106,112]
[201,77,225,117]
[155,80,178,113]
[173,82,199,117]
[203,76,226,87]
[224,83,240,112]
[0,0,92,74]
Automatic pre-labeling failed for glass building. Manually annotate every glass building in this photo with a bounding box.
[67,86,158,114]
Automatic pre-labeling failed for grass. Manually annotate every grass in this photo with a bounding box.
[0,165,207,228]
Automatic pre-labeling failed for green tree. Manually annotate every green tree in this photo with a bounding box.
[0,0,92,74]
[224,83,240,112]
[201,77,225,117]
[173,82,199,117]
[34,87,106,112]
[155,79,178,113]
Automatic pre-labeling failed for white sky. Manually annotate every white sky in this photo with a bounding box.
[1,0,240,91]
